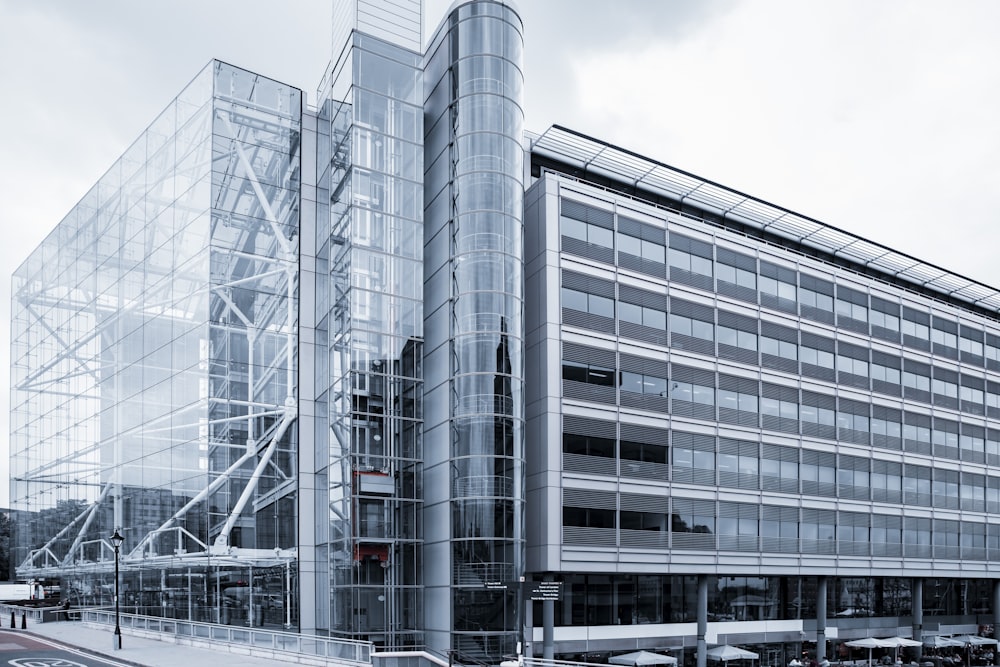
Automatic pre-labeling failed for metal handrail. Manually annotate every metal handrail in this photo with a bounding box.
[80,608,373,664]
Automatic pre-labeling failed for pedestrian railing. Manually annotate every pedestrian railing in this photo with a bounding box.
[80,608,372,665]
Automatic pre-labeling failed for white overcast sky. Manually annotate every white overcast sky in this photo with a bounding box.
[1,0,999,502]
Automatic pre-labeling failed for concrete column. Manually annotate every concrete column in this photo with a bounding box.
[524,591,533,659]
[816,577,828,663]
[543,574,554,660]
[697,575,708,667]
[912,578,924,661]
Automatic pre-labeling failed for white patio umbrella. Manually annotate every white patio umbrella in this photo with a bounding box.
[707,645,759,662]
[846,637,893,666]
[882,637,922,662]
[610,651,679,666]
[954,636,998,646]
[924,637,965,649]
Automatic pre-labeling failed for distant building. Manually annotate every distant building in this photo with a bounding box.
[11,0,1000,663]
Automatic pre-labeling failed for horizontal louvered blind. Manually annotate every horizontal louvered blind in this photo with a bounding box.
[961,374,984,389]
[620,493,667,512]
[672,431,714,451]
[718,310,758,332]
[760,261,796,283]
[620,422,668,445]
[719,501,757,519]
[618,216,665,242]
[837,285,867,305]
[562,199,614,228]
[802,449,835,466]
[932,316,957,334]
[762,443,797,461]
[904,411,931,427]
[840,455,869,472]
[717,247,756,271]
[671,364,715,386]
[801,507,835,523]
[620,353,667,376]
[801,390,835,409]
[762,505,798,521]
[962,423,985,438]
[564,487,616,509]
[872,459,901,475]
[669,233,713,259]
[670,297,714,321]
[563,342,615,367]
[563,415,617,439]
[671,497,715,515]
[839,511,870,527]
[619,284,667,309]
[873,405,901,421]
[871,296,899,315]
[872,350,901,368]
[933,367,958,383]
[839,341,868,360]
[871,513,901,529]
[719,374,758,394]
[902,306,929,324]
[801,331,834,351]
[562,270,615,297]
[839,397,869,416]
[719,438,757,456]
[934,417,958,434]
[763,382,798,401]
[761,321,797,342]
[800,274,834,294]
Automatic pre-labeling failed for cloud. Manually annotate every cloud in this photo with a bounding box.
[552,0,1000,285]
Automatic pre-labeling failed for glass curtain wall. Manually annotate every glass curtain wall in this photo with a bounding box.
[424,1,525,659]
[10,61,300,627]
[322,32,424,647]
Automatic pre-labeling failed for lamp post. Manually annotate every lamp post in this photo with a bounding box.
[110,529,124,650]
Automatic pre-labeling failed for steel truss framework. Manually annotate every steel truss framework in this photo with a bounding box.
[12,62,301,582]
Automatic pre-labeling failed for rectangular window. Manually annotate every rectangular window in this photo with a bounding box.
[931,328,958,349]
[563,361,616,386]
[621,371,667,396]
[718,388,758,413]
[562,287,613,318]
[718,325,757,351]
[902,370,930,391]
[870,309,899,331]
[717,262,756,289]
[669,313,714,341]
[760,336,796,360]
[802,346,834,369]
[672,380,715,405]
[837,356,869,377]
[620,301,666,329]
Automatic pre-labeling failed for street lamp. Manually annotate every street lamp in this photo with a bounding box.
[110,529,124,650]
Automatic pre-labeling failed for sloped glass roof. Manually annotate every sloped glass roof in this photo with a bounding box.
[530,125,1000,313]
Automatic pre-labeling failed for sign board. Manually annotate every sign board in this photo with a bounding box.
[525,580,563,602]
[484,581,511,591]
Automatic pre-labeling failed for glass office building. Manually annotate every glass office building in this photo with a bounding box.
[11,1,1000,663]
[11,60,302,625]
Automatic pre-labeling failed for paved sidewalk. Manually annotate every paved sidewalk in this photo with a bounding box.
[5,619,312,667]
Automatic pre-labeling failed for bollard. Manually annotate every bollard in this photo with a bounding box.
[20,612,26,629]
[9,611,14,628]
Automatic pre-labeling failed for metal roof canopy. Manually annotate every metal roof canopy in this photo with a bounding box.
[530,125,1000,315]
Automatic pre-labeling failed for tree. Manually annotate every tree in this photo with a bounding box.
[0,512,11,580]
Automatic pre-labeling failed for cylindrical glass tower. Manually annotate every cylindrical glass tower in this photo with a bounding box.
[424,0,525,659]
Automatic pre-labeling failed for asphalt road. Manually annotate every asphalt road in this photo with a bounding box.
[0,631,134,667]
